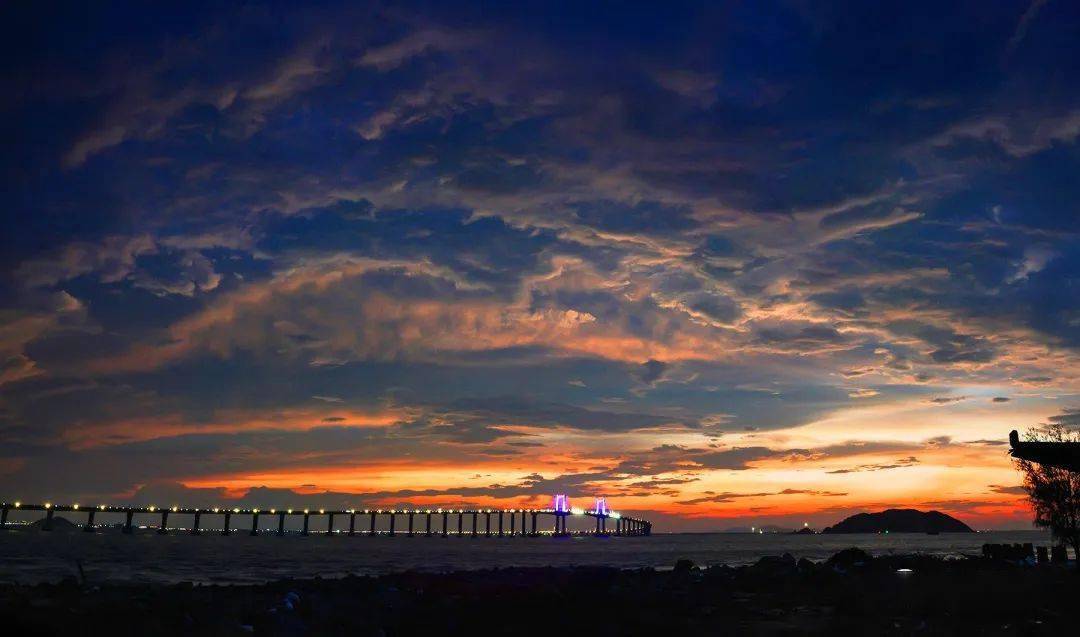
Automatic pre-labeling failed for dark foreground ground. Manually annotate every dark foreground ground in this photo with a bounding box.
[2,549,1077,636]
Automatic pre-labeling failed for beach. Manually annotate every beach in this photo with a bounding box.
[2,548,1074,636]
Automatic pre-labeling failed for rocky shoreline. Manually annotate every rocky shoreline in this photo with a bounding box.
[1,549,1075,635]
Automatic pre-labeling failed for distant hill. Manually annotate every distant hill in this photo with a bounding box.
[822,509,973,534]
[28,515,79,532]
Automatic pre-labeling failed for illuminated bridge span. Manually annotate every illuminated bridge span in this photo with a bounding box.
[0,496,652,538]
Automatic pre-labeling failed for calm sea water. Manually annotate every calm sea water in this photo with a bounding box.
[0,527,1050,585]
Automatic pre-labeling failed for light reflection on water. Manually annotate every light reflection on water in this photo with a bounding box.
[0,528,1050,585]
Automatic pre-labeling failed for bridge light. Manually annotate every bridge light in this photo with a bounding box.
[148,505,154,512]
[14,502,20,508]
[233,508,240,513]
[271,509,276,514]
[73,504,79,510]
[100,505,106,510]
[288,509,293,514]
[319,509,325,514]
[571,507,583,515]
[213,507,220,513]
[172,506,178,512]
[304,509,309,514]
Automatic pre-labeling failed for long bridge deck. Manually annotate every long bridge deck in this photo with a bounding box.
[0,501,651,537]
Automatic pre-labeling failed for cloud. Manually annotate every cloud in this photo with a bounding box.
[989,484,1027,496]
[1048,408,1080,428]
[637,359,668,384]
[826,456,920,474]
[358,28,479,71]
[928,395,969,405]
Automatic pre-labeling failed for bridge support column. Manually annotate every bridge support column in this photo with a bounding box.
[192,511,202,535]
[440,511,448,536]
[498,511,504,536]
[531,512,537,536]
[349,512,356,536]
[509,512,515,536]
[389,512,395,536]
[84,509,96,532]
[457,511,463,535]
[123,510,134,534]
[251,512,260,536]
[158,510,168,534]
[472,512,478,536]
[302,512,309,536]
[222,512,232,536]
[44,507,54,531]
[485,512,491,536]
[370,511,377,536]
[426,512,432,536]
[0,505,7,529]
[277,512,285,536]
[327,513,334,535]
[520,511,527,537]
[408,512,414,536]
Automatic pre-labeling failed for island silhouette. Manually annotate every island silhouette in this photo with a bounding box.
[822,509,974,534]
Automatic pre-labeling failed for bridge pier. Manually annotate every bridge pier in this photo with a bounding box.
[0,505,7,529]
[369,511,377,536]
[43,507,54,531]
[457,511,463,535]
[441,511,449,537]
[83,509,96,532]
[408,511,414,536]
[349,511,356,536]
[277,512,285,536]
[302,511,310,536]
[192,511,202,535]
[531,512,537,536]
[485,511,491,536]
[471,511,478,536]
[222,511,232,536]
[498,511,504,536]
[327,512,334,535]
[388,512,395,536]
[123,510,134,534]
[509,511,516,536]
[158,510,168,534]
[251,512,259,536]
[426,511,432,536]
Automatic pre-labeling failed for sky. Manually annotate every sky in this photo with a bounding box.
[1,1,1078,531]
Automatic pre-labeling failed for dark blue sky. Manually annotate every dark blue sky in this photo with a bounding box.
[1,1,1077,529]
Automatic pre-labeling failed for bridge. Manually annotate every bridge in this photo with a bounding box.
[0,495,652,537]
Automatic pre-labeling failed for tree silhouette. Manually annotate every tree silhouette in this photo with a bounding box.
[1014,425,1080,560]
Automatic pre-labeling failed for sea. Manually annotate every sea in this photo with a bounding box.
[0,527,1050,585]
